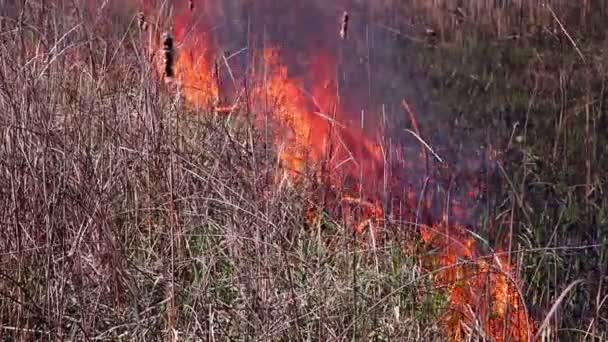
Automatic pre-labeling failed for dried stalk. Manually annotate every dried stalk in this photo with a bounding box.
[340,11,349,40]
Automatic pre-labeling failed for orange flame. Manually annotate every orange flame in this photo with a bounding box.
[421,223,533,341]
[254,47,385,197]
[172,10,219,107]
[256,47,330,176]
[173,46,219,107]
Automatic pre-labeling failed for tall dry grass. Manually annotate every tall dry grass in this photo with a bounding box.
[0,2,441,340]
[385,0,606,43]
[0,1,606,341]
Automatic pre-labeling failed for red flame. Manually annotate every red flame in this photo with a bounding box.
[420,223,532,341]
[254,48,385,189]
[256,47,331,176]
[141,3,535,340]
[171,8,219,107]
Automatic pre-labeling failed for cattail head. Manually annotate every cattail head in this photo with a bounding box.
[138,12,148,31]
[340,11,349,40]
[188,0,194,12]
[162,31,174,78]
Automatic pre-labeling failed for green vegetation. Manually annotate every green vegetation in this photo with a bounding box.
[392,1,607,340]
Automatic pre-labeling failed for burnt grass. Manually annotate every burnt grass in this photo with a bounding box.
[1,1,607,341]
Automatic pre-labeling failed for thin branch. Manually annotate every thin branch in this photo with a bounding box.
[403,129,443,163]
[534,279,586,341]
[546,4,585,63]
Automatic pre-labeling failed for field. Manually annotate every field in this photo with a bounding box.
[0,1,606,341]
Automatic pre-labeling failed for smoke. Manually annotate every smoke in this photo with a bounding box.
[158,0,431,122]
[140,0,496,228]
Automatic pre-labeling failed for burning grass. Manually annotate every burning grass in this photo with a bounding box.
[0,3,441,340]
[0,1,606,341]
[141,2,535,340]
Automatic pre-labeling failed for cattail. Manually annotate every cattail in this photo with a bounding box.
[138,12,148,31]
[188,0,194,11]
[340,11,349,40]
[162,32,174,78]
[213,57,222,105]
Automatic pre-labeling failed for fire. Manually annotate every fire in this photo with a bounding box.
[138,2,219,107]
[256,47,330,176]
[254,46,386,205]
[421,223,532,341]
[141,2,534,340]
[171,10,219,108]
[172,44,218,107]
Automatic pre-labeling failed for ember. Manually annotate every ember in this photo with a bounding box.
[139,1,535,340]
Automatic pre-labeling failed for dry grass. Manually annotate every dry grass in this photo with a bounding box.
[376,0,606,44]
[0,1,606,341]
[0,2,442,340]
